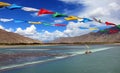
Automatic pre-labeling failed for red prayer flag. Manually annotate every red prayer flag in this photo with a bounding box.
[54,24,66,26]
[38,8,54,16]
[109,29,119,34]
[105,22,116,26]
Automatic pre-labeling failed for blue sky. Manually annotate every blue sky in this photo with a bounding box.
[0,0,120,41]
[0,0,84,32]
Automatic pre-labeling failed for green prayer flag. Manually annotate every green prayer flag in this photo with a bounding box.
[117,25,120,29]
[100,30,108,32]
[43,22,53,26]
[53,12,67,17]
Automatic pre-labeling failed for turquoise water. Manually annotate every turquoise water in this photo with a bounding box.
[0,45,120,73]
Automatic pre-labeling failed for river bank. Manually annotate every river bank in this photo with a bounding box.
[0,42,120,48]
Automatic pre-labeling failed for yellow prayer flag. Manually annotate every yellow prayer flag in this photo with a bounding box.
[0,2,11,7]
[28,21,42,24]
[89,28,98,30]
[65,16,81,21]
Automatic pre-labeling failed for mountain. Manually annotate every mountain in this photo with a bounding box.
[52,26,120,44]
[0,29,42,44]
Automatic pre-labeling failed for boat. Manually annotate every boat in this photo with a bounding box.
[85,50,92,54]
[85,45,92,54]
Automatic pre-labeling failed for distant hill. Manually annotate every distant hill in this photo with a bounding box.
[0,29,42,45]
[52,26,120,44]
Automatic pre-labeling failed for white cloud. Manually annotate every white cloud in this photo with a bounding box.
[54,20,64,23]
[57,0,120,40]
[5,28,14,32]
[14,22,91,41]
[15,25,37,35]
[59,0,120,24]
[15,25,65,41]
[39,22,90,41]
[30,12,48,17]
[22,7,39,12]
[0,23,91,41]
[30,12,38,17]
[82,0,120,24]
[0,18,14,22]
[59,0,83,4]
[63,21,90,37]
[84,2,120,17]
[0,25,14,32]
[15,25,42,40]
[0,25,4,29]
[40,30,67,41]
[37,22,90,41]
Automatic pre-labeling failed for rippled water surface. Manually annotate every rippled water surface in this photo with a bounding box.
[0,45,120,73]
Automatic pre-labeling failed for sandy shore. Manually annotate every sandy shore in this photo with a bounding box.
[0,43,120,48]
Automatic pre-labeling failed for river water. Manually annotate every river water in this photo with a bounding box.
[0,45,120,73]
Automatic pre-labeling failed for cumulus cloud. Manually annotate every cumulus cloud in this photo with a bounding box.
[15,25,37,35]
[15,22,91,41]
[59,0,120,24]
[84,1,120,17]
[0,25,4,29]
[15,25,65,41]
[0,25,14,32]
[41,22,91,41]
[5,28,14,32]
[46,0,119,41]
[41,22,90,41]
[63,21,90,37]
[40,30,67,41]
[15,25,43,41]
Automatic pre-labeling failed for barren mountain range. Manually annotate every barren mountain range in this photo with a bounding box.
[0,25,120,45]
[0,29,41,44]
[52,26,120,44]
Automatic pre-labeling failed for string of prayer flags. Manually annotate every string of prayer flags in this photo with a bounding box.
[1,1,120,33]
